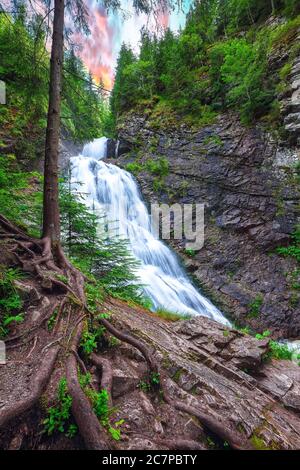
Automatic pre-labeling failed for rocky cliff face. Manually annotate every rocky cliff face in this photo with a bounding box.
[279,39,300,139]
[113,109,300,338]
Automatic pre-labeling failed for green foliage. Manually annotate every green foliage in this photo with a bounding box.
[247,294,263,318]
[125,162,143,175]
[150,372,160,386]
[92,389,110,420]
[47,309,58,332]
[185,248,196,258]
[210,37,273,123]
[80,326,106,355]
[0,5,108,164]
[255,330,271,340]
[277,226,300,262]
[43,378,75,437]
[145,157,169,177]
[266,340,300,361]
[0,154,42,235]
[111,2,299,127]
[0,267,24,337]
[85,387,124,440]
[138,380,151,392]
[155,307,192,322]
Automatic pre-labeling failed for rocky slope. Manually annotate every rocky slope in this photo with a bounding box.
[2,275,300,450]
[111,104,300,339]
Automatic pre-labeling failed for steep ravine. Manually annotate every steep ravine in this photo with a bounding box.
[112,111,300,338]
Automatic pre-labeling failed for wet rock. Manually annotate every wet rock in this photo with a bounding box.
[106,138,117,158]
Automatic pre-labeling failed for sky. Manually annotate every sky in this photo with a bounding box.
[78,0,191,90]
[2,0,191,90]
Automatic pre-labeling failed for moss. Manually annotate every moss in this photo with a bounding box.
[155,307,192,322]
[250,434,271,450]
[279,62,292,80]
[172,368,184,383]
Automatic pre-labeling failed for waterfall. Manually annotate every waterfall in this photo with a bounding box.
[71,137,230,326]
[115,140,120,159]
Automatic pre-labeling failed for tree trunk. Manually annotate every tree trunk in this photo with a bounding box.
[42,0,65,244]
[271,0,276,14]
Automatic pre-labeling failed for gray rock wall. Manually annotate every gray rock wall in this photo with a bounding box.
[114,112,300,337]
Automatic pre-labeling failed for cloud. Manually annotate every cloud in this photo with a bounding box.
[76,1,189,90]
[76,5,116,90]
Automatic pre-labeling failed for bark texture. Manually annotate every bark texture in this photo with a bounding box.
[42,0,64,242]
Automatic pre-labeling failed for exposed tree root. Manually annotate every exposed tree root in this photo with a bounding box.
[160,373,253,450]
[96,316,253,450]
[90,353,113,405]
[66,321,110,450]
[0,214,254,450]
[99,317,157,372]
[154,438,205,450]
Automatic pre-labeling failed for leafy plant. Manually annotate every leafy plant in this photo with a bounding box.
[0,267,24,337]
[85,388,124,441]
[125,162,143,175]
[255,330,271,340]
[150,372,160,386]
[247,295,263,318]
[185,248,196,258]
[138,380,151,392]
[43,378,73,436]
[80,327,105,355]
[264,340,300,362]
[145,157,169,177]
[276,227,300,262]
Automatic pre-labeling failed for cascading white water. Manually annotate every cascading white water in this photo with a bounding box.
[71,137,230,326]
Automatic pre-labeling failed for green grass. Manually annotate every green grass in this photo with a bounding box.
[145,157,169,177]
[155,307,192,322]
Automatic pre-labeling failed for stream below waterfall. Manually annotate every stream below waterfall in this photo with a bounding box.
[71,137,230,326]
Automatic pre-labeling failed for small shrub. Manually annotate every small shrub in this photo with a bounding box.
[185,248,196,258]
[255,330,271,340]
[276,227,300,262]
[247,295,263,318]
[125,162,143,175]
[145,157,169,177]
[0,267,24,337]
[87,388,124,441]
[152,177,165,193]
[80,327,105,355]
[138,380,151,392]
[43,378,73,436]
[150,372,160,386]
